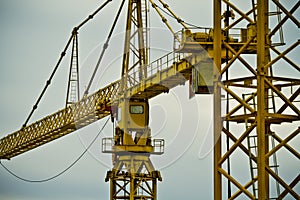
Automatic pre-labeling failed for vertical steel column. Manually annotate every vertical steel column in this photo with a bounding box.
[257,1,268,199]
[121,0,133,91]
[121,0,149,89]
[106,1,161,200]
[213,0,299,199]
[213,0,222,199]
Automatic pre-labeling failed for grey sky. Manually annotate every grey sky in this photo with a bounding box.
[0,1,299,200]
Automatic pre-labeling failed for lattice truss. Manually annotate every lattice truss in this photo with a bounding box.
[214,0,299,199]
[0,50,201,160]
[0,81,120,159]
[105,155,161,200]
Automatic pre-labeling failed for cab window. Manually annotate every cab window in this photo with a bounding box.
[130,105,144,114]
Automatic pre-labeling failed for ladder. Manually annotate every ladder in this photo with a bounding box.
[242,93,258,198]
[267,71,281,199]
[269,0,285,46]
[242,92,280,199]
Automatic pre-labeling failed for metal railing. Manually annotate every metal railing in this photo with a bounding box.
[102,137,165,155]
[174,27,212,50]
[173,27,248,50]
[152,139,165,155]
[102,138,114,153]
[127,51,189,88]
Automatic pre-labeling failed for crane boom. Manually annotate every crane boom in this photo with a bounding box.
[0,80,119,160]
[0,52,205,160]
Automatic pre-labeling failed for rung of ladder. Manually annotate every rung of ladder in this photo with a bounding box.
[248,135,257,139]
[249,147,257,150]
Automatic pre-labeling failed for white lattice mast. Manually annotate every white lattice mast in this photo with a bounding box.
[66,28,80,107]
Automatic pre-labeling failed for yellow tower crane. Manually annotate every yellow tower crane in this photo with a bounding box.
[0,0,299,199]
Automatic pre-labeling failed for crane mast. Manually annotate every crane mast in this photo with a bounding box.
[104,1,162,199]
[213,1,300,199]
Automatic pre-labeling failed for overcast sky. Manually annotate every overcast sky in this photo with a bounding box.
[0,1,299,200]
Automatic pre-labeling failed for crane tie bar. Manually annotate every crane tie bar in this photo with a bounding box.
[22,0,113,128]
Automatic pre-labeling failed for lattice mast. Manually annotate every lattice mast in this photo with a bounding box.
[104,1,163,200]
[213,0,299,199]
[66,29,80,107]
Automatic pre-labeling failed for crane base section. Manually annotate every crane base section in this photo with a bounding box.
[105,155,162,200]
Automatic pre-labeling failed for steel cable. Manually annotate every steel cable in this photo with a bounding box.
[22,0,113,128]
[0,117,110,183]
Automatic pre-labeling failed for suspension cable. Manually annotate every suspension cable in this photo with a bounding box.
[148,0,180,42]
[1,117,110,183]
[157,0,189,30]
[84,0,126,96]
[22,0,113,128]
[76,0,113,30]
[22,35,73,128]
[156,4,206,29]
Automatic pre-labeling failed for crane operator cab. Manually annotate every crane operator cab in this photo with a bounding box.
[103,99,164,156]
[116,99,150,146]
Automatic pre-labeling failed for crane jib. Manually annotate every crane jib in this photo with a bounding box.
[0,52,203,160]
[0,80,120,160]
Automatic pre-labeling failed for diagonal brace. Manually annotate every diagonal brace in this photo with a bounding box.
[264,77,300,116]
[222,0,255,24]
[218,168,256,199]
[219,123,256,165]
[266,127,300,159]
[220,83,256,114]
[264,40,300,70]
[271,0,300,28]
[266,165,300,199]
[222,38,257,76]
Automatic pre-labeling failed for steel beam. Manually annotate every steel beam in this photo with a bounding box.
[215,0,299,199]
[213,0,222,199]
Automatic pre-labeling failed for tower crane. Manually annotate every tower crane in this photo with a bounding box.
[1,1,299,200]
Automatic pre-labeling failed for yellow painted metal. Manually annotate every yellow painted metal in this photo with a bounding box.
[0,15,257,161]
[214,0,300,199]
[213,0,222,199]
[107,50,208,200]
[117,100,149,130]
[108,3,205,197]
[0,1,298,199]
[0,80,119,159]
[0,51,201,160]
[105,155,161,200]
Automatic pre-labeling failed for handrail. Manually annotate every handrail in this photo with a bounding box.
[0,51,195,160]
[127,51,189,87]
